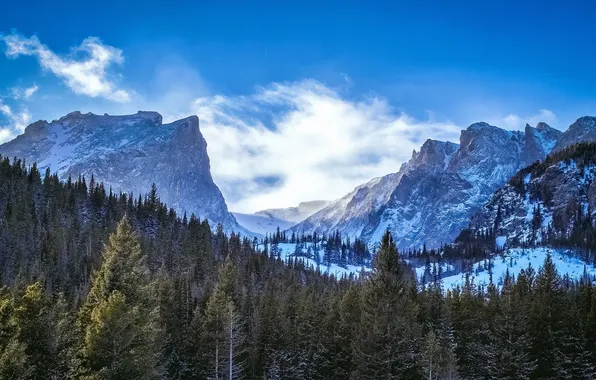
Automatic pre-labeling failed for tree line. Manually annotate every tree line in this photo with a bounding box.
[1,155,596,379]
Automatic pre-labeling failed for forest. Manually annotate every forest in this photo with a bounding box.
[1,154,596,379]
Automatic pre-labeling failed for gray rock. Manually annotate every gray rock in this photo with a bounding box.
[553,116,596,152]
[0,111,246,234]
[293,121,561,250]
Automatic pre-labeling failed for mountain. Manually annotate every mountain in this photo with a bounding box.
[255,200,330,224]
[468,141,596,248]
[0,110,245,233]
[293,122,562,249]
[525,122,561,163]
[232,212,294,236]
[232,200,330,235]
[552,116,596,152]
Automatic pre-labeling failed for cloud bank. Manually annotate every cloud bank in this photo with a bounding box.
[193,80,463,213]
[1,33,129,102]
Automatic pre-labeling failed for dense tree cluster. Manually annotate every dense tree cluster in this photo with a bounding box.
[2,155,596,379]
[266,227,371,267]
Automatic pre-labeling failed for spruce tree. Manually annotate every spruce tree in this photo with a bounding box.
[201,259,245,380]
[0,288,29,380]
[492,272,534,380]
[77,216,162,379]
[354,230,421,379]
[530,253,566,379]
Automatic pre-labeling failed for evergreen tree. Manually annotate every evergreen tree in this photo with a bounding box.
[77,217,162,379]
[354,230,421,379]
[492,272,534,380]
[530,253,566,379]
[201,259,245,380]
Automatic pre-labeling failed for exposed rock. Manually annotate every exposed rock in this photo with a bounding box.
[553,116,596,151]
[294,121,560,249]
[0,111,245,233]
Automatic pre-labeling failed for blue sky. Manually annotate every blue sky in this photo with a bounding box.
[1,1,595,211]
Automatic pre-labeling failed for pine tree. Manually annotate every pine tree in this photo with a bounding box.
[492,272,534,380]
[201,260,245,380]
[0,288,29,380]
[530,253,566,379]
[77,216,162,379]
[354,230,421,379]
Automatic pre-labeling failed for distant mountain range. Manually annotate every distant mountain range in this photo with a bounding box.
[5,110,596,249]
[232,201,330,235]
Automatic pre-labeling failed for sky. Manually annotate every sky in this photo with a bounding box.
[1,0,595,212]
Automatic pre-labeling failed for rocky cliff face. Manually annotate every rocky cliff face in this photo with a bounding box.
[469,143,596,247]
[0,111,244,233]
[525,122,562,164]
[293,122,562,249]
[553,116,596,152]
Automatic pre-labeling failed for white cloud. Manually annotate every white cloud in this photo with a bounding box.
[0,100,31,137]
[193,80,462,213]
[500,109,557,130]
[1,33,130,102]
[0,128,13,144]
[12,84,39,100]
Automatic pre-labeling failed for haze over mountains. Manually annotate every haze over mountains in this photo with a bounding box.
[2,110,596,249]
[232,200,330,235]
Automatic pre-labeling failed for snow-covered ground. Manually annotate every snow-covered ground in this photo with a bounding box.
[263,242,369,278]
[439,247,596,289]
[264,241,596,290]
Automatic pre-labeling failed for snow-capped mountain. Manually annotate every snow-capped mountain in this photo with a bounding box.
[553,116,596,152]
[0,111,245,233]
[232,212,294,236]
[293,122,562,250]
[255,200,330,224]
[525,122,561,164]
[233,200,330,235]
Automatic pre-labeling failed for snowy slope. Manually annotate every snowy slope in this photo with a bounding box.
[264,242,369,278]
[471,156,596,247]
[269,243,596,290]
[438,247,596,289]
[553,116,596,152]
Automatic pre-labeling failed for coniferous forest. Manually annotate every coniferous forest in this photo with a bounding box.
[2,155,596,379]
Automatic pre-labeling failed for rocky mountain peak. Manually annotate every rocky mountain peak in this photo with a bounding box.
[295,118,567,250]
[409,139,458,171]
[553,116,596,152]
[524,122,562,165]
[0,111,245,234]
[466,121,493,131]
[457,122,523,155]
[536,121,552,131]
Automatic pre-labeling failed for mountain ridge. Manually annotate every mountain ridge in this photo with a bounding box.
[0,110,247,234]
[293,120,564,249]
